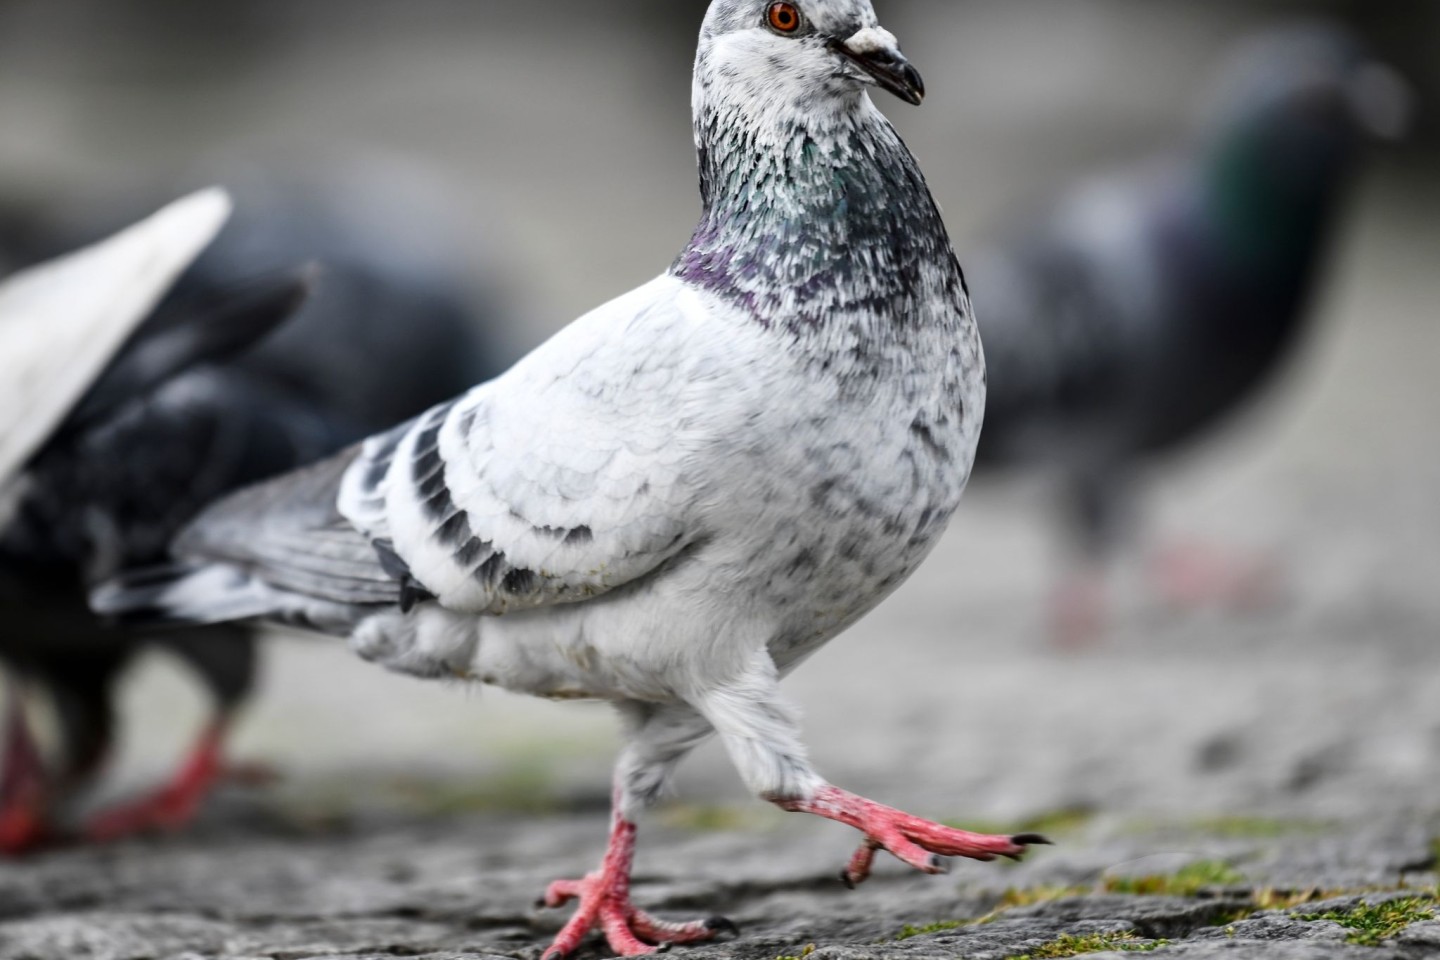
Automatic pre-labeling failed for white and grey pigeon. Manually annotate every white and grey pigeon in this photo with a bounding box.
[95,1,1045,954]
[970,23,1411,641]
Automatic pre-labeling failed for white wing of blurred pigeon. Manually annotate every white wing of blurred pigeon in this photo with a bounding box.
[0,188,232,482]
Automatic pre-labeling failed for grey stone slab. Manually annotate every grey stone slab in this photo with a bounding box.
[0,813,1435,960]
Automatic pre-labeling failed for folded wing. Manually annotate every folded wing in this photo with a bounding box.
[152,279,701,625]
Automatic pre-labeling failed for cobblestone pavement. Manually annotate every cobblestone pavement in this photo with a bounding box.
[2,802,1437,960]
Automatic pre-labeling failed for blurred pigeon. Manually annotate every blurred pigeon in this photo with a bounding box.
[0,266,321,853]
[95,0,1045,955]
[971,23,1410,641]
[0,174,508,851]
[0,189,234,851]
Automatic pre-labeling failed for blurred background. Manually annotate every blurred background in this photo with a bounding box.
[1,0,1438,831]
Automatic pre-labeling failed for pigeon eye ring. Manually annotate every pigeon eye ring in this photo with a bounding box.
[766,2,802,35]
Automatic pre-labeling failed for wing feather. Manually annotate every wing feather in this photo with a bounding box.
[337,277,699,615]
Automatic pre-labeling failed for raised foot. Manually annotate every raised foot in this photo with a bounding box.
[1150,542,1284,612]
[540,872,737,959]
[777,785,1052,886]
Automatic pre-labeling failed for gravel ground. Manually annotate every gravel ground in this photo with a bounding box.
[1,804,1437,959]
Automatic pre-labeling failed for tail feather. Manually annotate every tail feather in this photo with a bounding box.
[90,563,279,629]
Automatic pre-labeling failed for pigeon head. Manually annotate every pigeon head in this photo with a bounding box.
[696,0,924,119]
[1197,24,1411,267]
[1203,25,1412,201]
[675,0,967,345]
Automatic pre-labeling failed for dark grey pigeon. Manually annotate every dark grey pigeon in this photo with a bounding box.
[0,175,508,851]
[970,23,1410,642]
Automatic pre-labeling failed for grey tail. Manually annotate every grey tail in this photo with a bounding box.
[90,562,280,630]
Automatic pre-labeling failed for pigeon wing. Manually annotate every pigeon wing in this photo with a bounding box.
[0,189,231,482]
[165,277,700,619]
[338,280,698,615]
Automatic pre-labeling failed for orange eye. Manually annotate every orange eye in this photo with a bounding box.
[767,2,802,34]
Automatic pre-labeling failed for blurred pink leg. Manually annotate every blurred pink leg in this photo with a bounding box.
[85,714,232,842]
[0,683,51,855]
[1151,542,1284,611]
[1048,569,1108,650]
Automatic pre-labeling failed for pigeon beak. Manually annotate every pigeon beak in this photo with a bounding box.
[830,28,926,106]
[1346,62,1415,142]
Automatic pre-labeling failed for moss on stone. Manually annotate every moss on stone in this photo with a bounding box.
[1251,887,1349,911]
[1299,896,1437,946]
[895,919,966,939]
[1009,932,1169,958]
[1103,860,1246,896]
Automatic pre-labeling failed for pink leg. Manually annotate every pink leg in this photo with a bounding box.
[1150,542,1284,612]
[85,714,232,842]
[1048,569,1109,650]
[541,811,736,959]
[0,683,52,856]
[774,785,1050,887]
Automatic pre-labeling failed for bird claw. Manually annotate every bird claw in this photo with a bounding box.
[540,871,736,958]
[784,786,1051,887]
[703,916,740,940]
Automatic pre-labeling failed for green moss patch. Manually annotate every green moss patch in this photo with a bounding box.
[895,920,966,940]
[1299,896,1437,946]
[1103,860,1246,896]
[1009,932,1169,958]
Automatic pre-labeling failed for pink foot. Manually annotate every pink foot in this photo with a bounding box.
[86,718,230,843]
[1048,571,1108,650]
[0,802,49,856]
[1,685,53,856]
[775,785,1050,886]
[541,816,736,959]
[1150,542,1284,612]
